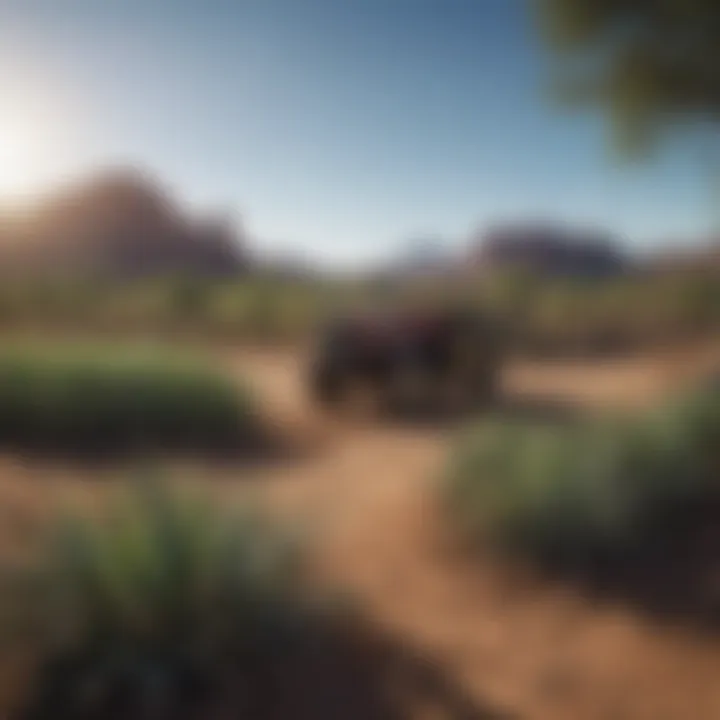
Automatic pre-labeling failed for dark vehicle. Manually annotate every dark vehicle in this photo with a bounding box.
[308,307,503,416]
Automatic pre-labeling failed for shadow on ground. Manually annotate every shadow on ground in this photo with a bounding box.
[251,622,518,720]
[374,392,583,431]
[469,494,720,634]
[0,421,317,470]
[564,496,720,632]
[18,620,517,720]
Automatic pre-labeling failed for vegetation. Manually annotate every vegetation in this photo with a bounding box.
[0,343,256,454]
[445,378,720,575]
[0,474,351,719]
[0,271,717,358]
[533,0,720,158]
[502,272,720,356]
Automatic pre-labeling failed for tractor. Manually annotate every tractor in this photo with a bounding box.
[307,306,503,417]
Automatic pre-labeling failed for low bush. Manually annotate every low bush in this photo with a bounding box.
[0,344,257,454]
[0,272,718,353]
[1,474,346,719]
[445,382,720,573]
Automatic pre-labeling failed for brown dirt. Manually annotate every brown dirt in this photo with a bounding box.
[1,341,719,718]
[214,342,720,720]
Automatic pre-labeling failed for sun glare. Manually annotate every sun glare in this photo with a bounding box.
[0,116,56,200]
[0,61,80,205]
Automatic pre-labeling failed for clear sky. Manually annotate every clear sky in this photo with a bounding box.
[0,0,713,268]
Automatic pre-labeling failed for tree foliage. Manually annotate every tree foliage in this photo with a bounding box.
[533,0,720,158]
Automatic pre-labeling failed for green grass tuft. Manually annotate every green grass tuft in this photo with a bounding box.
[2,474,338,718]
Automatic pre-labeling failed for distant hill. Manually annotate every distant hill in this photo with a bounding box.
[382,236,455,279]
[466,222,627,279]
[0,168,250,278]
[373,223,630,283]
[638,243,720,276]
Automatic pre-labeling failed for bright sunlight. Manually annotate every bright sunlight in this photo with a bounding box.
[0,115,58,199]
[0,61,80,203]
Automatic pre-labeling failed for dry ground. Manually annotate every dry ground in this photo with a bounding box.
[219,343,720,720]
[1,341,719,719]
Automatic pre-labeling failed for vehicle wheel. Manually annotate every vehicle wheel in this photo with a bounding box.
[309,363,343,407]
[388,361,436,415]
[440,373,474,414]
[469,367,500,408]
[339,375,385,419]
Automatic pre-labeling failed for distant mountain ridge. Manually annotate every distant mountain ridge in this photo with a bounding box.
[0,170,717,282]
[0,168,249,277]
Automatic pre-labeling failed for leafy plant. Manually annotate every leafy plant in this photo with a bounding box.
[445,382,720,571]
[3,473,336,719]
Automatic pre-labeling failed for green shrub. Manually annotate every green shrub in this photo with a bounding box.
[445,384,720,570]
[1,474,342,719]
[0,271,717,350]
[167,276,215,320]
[0,344,256,454]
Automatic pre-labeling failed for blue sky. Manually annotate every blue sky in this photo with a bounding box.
[0,0,713,267]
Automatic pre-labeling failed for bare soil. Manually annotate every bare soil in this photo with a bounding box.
[213,342,720,720]
[1,341,719,719]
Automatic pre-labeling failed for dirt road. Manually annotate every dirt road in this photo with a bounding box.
[217,345,720,720]
[0,342,717,718]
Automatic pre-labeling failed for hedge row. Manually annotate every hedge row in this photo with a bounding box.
[0,343,257,454]
[0,272,717,354]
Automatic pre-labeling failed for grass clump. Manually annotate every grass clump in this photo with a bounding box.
[2,475,343,719]
[445,381,720,574]
[0,343,257,455]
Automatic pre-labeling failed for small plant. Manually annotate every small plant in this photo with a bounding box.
[168,276,214,320]
[2,473,339,719]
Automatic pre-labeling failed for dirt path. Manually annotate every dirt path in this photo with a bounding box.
[0,343,717,717]
[222,346,720,720]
